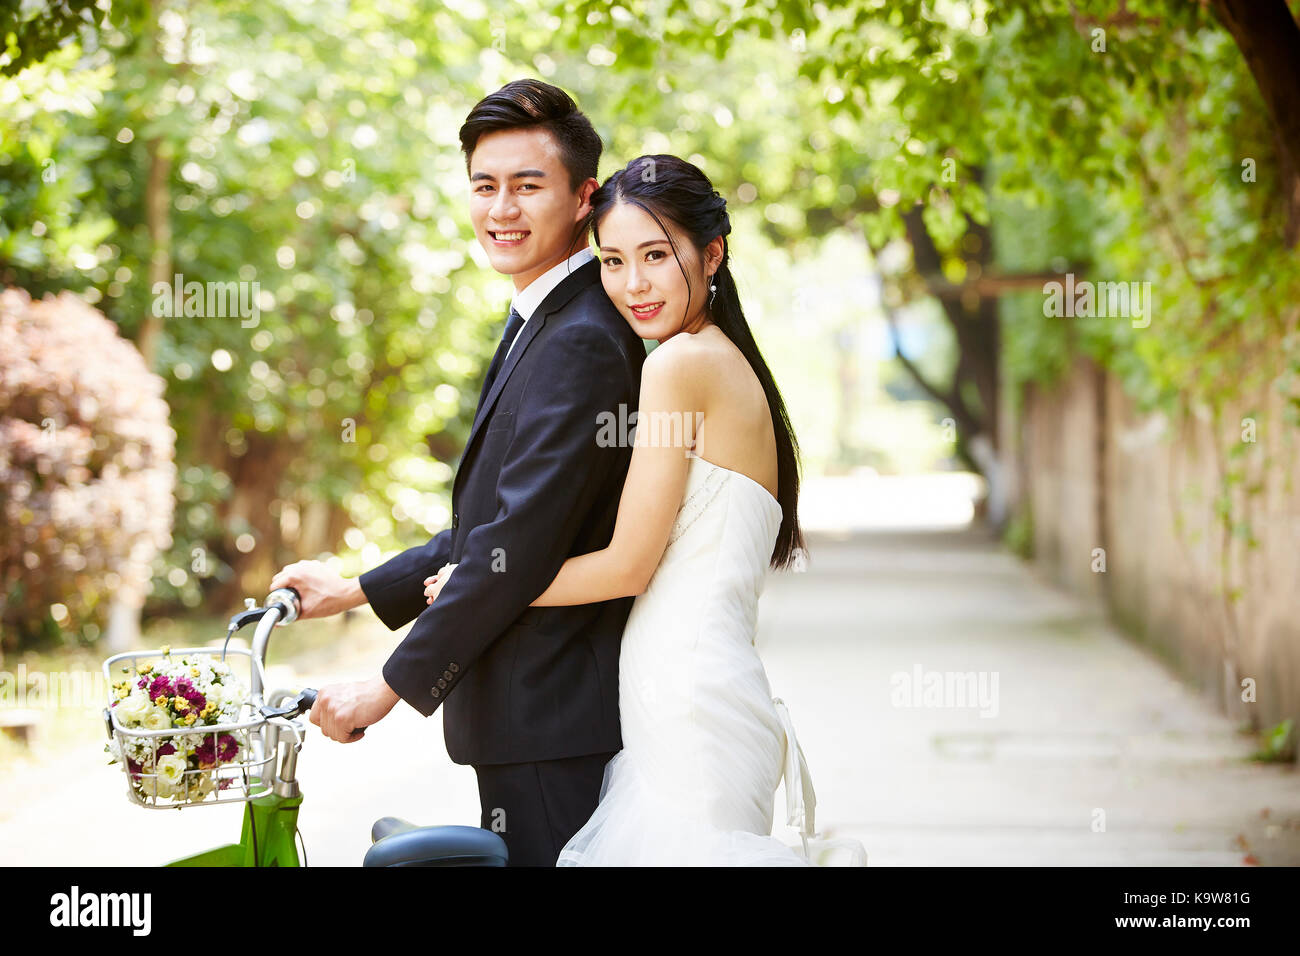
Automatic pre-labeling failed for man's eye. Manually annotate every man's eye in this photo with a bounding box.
[518,184,538,191]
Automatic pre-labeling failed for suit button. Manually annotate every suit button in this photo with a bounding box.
[430,687,441,698]
[443,670,453,681]
[448,662,460,673]
[452,512,459,529]
[437,678,447,689]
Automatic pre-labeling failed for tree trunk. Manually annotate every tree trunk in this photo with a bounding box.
[1211,0,1300,245]
[136,138,171,369]
[108,1,171,651]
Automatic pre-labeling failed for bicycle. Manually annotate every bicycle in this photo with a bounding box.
[101,586,508,867]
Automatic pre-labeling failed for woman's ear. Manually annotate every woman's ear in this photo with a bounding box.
[706,236,725,274]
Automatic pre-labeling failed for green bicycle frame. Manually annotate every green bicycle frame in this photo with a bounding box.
[165,789,304,867]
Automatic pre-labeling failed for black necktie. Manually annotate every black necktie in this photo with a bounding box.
[481,307,525,399]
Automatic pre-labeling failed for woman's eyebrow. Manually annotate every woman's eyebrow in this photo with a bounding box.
[599,240,671,252]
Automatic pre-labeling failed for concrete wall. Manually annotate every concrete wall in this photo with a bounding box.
[1017,355,1300,739]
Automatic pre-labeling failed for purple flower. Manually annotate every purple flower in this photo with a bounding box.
[218,734,238,761]
[194,733,238,767]
[147,674,174,700]
[173,677,206,711]
[157,743,176,756]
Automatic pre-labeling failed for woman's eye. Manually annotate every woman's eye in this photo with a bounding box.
[646,250,665,261]
[602,257,621,267]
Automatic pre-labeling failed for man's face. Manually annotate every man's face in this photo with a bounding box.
[468,127,594,291]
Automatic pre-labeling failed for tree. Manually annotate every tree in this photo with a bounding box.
[0,288,174,651]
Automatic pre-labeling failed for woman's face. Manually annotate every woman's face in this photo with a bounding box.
[596,200,716,343]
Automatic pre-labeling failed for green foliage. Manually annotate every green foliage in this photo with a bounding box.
[2,1,527,609]
[3,0,1297,629]
[0,0,147,77]
[1002,504,1034,561]
[1251,718,1295,764]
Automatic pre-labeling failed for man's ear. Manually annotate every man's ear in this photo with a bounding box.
[575,176,600,222]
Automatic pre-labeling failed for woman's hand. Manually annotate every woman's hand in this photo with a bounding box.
[424,563,459,605]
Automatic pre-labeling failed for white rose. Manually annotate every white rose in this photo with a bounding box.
[114,691,151,727]
[147,776,176,800]
[143,706,173,731]
[156,753,188,789]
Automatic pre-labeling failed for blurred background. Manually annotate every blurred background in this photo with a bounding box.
[1,0,1298,865]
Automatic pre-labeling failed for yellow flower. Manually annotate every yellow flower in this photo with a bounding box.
[190,666,200,677]
[160,644,171,655]
[172,695,190,712]
[183,712,197,726]
[115,685,131,699]
[136,662,153,674]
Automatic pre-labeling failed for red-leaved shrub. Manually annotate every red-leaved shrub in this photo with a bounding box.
[0,288,175,648]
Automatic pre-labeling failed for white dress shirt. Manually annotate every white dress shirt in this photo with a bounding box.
[504,246,596,362]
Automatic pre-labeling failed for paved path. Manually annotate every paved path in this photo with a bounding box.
[2,474,1296,865]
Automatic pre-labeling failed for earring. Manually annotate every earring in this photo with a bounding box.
[708,276,717,308]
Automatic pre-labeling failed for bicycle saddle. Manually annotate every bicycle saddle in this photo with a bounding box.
[364,817,509,867]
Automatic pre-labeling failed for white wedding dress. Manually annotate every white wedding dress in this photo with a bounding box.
[557,455,868,866]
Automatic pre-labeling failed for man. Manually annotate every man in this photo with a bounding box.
[270,79,644,866]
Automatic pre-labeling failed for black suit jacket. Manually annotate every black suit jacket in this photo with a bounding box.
[359,257,645,765]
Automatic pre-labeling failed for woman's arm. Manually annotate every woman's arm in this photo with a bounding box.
[529,342,702,606]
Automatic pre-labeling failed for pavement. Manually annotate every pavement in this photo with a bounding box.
[1,472,1296,866]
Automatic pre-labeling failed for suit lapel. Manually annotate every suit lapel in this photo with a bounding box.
[455,258,602,495]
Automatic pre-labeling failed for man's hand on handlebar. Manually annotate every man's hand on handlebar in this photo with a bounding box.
[309,676,401,743]
[270,560,366,620]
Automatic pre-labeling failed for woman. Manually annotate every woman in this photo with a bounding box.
[427,155,866,866]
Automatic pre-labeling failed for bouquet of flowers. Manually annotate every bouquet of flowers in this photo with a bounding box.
[104,645,252,804]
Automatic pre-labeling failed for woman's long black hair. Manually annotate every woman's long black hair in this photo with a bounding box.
[590,154,806,570]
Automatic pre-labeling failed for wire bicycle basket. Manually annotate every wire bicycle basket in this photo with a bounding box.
[102,644,276,809]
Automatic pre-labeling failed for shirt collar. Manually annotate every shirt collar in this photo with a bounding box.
[510,246,596,322]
